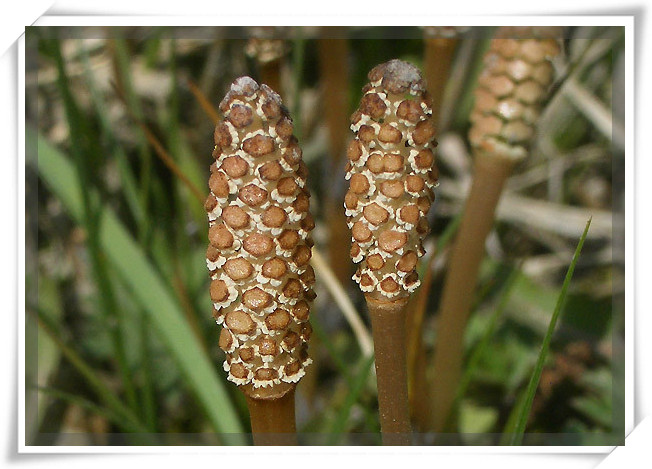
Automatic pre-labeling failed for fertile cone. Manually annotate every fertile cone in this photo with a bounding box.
[346,59,439,301]
[207,77,314,398]
[469,26,563,161]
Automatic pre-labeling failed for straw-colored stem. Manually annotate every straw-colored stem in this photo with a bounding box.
[245,388,297,446]
[424,37,458,127]
[366,295,412,445]
[312,249,374,356]
[430,152,514,432]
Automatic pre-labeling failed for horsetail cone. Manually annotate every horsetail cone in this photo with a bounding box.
[429,27,563,432]
[469,26,563,161]
[207,77,314,401]
[245,26,289,65]
[345,60,437,442]
[346,59,438,301]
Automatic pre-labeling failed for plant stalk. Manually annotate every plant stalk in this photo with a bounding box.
[406,264,434,432]
[429,152,514,432]
[366,295,412,445]
[424,37,458,128]
[318,29,353,285]
[245,387,298,446]
[259,60,282,97]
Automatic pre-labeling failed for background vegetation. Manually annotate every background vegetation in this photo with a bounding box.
[25,25,624,445]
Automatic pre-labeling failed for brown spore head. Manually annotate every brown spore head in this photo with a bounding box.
[469,26,563,162]
[346,60,438,300]
[207,77,314,395]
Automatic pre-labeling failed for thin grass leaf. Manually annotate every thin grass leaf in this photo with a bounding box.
[137,308,158,431]
[327,354,376,444]
[111,80,206,206]
[110,36,154,244]
[164,39,206,206]
[500,388,527,445]
[36,385,152,437]
[187,78,220,124]
[30,129,246,440]
[78,43,160,428]
[445,263,522,431]
[310,314,355,387]
[77,41,146,228]
[36,385,159,446]
[35,310,149,434]
[309,313,378,432]
[44,37,140,411]
[505,218,592,445]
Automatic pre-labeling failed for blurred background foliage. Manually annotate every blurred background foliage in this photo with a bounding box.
[25,25,624,445]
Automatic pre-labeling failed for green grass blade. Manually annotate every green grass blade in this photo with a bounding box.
[327,354,376,444]
[43,37,140,412]
[310,314,356,387]
[30,128,246,440]
[505,218,592,445]
[138,308,158,431]
[36,385,159,445]
[35,310,149,434]
[35,385,147,435]
[310,313,378,435]
[446,263,522,430]
[111,36,154,245]
[77,41,145,228]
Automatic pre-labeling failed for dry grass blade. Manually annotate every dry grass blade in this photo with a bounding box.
[438,178,615,240]
[187,77,220,125]
[563,77,625,150]
[311,248,373,357]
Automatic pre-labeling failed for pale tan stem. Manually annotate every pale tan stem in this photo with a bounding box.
[429,153,514,433]
[245,387,297,446]
[424,37,458,128]
[366,295,412,445]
